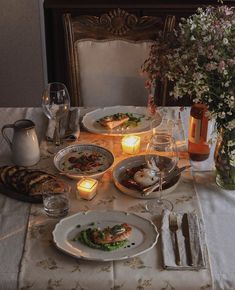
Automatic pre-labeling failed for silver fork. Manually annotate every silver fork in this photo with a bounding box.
[169,214,181,266]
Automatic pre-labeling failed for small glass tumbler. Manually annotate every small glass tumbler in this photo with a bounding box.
[42,179,70,218]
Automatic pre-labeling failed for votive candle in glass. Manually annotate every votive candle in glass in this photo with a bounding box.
[76,178,98,200]
[121,135,140,154]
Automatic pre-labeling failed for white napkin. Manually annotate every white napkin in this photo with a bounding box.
[161,210,206,270]
[46,108,80,141]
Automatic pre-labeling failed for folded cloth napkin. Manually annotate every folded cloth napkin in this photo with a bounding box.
[46,108,80,141]
[161,209,206,270]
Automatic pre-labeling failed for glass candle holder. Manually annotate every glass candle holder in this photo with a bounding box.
[76,178,98,200]
[121,135,140,154]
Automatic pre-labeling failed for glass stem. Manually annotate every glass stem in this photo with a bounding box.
[54,118,61,146]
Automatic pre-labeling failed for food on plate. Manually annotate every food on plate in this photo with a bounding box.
[98,113,129,129]
[59,150,110,174]
[97,113,143,129]
[133,168,159,187]
[0,165,55,196]
[119,165,160,191]
[74,223,132,251]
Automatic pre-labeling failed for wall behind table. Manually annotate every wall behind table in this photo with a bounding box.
[0,0,46,107]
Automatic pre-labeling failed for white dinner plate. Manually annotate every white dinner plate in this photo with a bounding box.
[54,144,114,179]
[82,106,161,136]
[53,210,159,261]
[112,155,180,199]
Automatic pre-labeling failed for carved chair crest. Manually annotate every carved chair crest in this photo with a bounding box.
[69,8,163,40]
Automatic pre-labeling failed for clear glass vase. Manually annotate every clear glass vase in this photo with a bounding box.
[214,128,235,190]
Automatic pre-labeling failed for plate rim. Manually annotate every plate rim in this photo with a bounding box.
[52,210,159,261]
[82,106,161,136]
[53,143,114,178]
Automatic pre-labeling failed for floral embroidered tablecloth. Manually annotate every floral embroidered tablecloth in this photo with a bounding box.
[18,124,212,290]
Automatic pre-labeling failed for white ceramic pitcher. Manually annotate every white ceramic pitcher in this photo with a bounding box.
[1,119,40,166]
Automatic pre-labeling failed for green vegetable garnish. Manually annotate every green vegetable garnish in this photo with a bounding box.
[78,229,127,251]
[111,225,125,235]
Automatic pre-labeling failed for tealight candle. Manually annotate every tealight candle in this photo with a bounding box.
[76,178,98,200]
[121,135,141,154]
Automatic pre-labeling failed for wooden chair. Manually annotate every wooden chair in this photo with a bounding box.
[63,9,176,107]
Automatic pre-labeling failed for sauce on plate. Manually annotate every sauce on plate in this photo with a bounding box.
[59,150,110,174]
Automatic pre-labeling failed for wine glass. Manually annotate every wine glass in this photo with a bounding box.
[145,132,179,214]
[42,82,70,147]
[151,107,174,136]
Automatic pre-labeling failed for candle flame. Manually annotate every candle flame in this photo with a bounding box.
[78,178,97,190]
[123,136,140,146]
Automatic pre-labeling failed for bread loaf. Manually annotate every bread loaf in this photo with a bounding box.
[0,166,56,196]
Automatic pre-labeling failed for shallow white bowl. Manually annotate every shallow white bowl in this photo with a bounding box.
[54,144,114,180]
[112,155,180,199]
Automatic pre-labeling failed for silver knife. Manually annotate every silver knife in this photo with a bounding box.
[182,213,194,266]
[142,165,191,196]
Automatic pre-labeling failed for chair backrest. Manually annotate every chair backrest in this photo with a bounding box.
[63,9,176,106]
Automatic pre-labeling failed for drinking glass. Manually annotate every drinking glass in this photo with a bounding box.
[151,116,173,136]
[42,82,70,146]
[42,179,70,218]
[151,107,174,136]
[145,132,179,214]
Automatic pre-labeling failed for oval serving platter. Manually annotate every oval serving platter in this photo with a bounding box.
[82,106,161,136]
[112,155,180,199]
[53,210,159,261]
[54,144,114,179]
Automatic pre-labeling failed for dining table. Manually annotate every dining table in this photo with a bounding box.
[0,106,234,290]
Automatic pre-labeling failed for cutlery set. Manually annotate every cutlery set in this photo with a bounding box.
[169,213,194,267]
[162,211,205,270]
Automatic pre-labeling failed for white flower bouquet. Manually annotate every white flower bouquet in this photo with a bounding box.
[142,4,235,188]
[142,5,235,131]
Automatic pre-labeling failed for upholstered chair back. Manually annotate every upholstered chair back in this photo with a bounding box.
[63,10,175,106]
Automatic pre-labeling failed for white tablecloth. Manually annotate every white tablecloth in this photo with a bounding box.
[0,107,234,290]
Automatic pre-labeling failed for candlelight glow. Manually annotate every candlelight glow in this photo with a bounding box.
[79,179,97,190]
[76,178,98,200]
[121,135,140,154]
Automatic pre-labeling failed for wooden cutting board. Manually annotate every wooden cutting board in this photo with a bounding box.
[0,182,42,203]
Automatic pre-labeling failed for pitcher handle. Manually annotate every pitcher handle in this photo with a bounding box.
[1,124,14,149]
